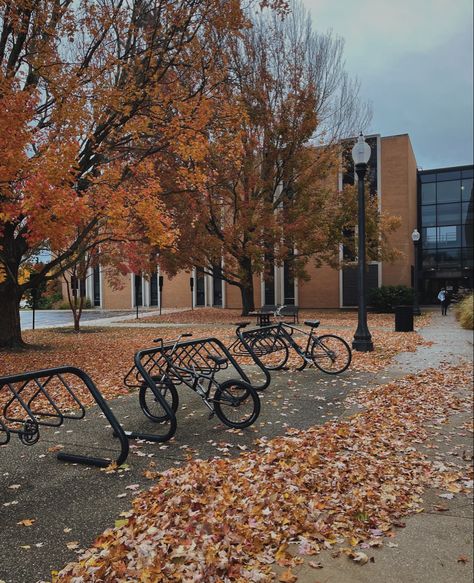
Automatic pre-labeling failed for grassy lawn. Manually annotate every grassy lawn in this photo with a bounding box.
[137,307,432,329]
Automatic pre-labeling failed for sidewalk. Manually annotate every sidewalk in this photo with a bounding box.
[289,311,473,583]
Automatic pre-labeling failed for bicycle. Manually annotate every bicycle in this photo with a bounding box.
[136,333,192,424]
[236,319,352,374]
[129,335,261,430]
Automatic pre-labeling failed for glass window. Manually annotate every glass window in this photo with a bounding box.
[437,203,461,225]
[462,247,473,268]
[462,224,473,247]
[422,250,437,269]
[437,248,461,268]
[422,227,437,248]
[462,178,473,202]
[421,183,436,204]
[422,205,436,226]
[462,202,473,224]
[436,180,461,203]
[437,226,461,247]
[436,170,461,182]
[420,173,436,183]
[461,168,474,179]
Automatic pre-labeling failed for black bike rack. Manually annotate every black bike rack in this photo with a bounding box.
[229,322,294,375]
[0,366,129,468]
[124,336,264,438]
[228,323,272,390]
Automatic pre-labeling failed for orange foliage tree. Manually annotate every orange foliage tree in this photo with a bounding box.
[158,4,390,314]
[0,0,287,347]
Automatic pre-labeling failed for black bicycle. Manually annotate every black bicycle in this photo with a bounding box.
[237,320,352,374]
[128,335,261,430]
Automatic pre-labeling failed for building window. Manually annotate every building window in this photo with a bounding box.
[461,178,473,201]
[196,267,205,306]
[421,182,436,205]
[212,265,223,307]
[93,266,101,307]
[134,274,143,306]
[418,165,473,302]
[150,272,159,306]
[436,180,461,204]
[422,205,436,226]
[283,260,295,305]
[436,226,461,248]
[436,203,461,226]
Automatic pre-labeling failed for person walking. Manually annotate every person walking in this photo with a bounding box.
[438,287,448,315]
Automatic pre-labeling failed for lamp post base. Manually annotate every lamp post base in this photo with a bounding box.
[352,336,374,352]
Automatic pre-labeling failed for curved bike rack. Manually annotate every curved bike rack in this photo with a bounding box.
[126,335,263,438]
[0,366,129,468]
[228,323,272,390]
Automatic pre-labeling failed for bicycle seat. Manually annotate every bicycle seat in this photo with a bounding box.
[304,320,320,328]
[234,322,250,328]
[208,354,228,366]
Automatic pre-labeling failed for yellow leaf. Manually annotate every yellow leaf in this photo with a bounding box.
[279,569,298,582]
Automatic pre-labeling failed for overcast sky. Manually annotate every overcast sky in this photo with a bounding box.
[302,0,473,170]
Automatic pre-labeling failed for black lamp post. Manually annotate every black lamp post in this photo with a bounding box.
[411,228,421,316]
[352,133,374,352]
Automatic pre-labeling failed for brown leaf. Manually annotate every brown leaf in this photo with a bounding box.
[17,519,35,527]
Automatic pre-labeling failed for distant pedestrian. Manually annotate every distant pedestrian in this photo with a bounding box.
[438,288,448,315]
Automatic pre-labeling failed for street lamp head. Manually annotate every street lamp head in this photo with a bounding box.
[351,133,371,166]
[411,228,421,242]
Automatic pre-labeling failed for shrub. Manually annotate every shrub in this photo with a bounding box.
[368,285,414,313]
[455,294,473,330]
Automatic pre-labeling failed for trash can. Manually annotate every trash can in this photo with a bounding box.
[394,305,414,332]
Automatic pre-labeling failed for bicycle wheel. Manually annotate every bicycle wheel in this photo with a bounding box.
[213,380,260,429]
[311,334,352,374]
[250,335,289,370]
[139,378,179,422]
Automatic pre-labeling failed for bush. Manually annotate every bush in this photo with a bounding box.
[368,285,414,313]
[455,294,473,330]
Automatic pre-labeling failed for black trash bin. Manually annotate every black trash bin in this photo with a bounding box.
[394,305,414,332]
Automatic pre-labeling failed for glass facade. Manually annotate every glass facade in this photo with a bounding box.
[418,166,473,302]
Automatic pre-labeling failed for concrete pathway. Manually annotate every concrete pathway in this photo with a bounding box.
[290,310,473,583]
[20,308,187,330]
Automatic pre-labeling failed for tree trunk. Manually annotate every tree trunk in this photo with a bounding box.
[239,258,255,315]
[73,311,81,332]
[0,285,24,348]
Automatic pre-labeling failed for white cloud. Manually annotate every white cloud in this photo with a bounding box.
[302,0,473,71]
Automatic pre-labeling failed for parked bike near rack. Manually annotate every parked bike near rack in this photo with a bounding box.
[235,320,352,374]
[125,335,261,432]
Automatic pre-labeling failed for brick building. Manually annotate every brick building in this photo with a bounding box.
[77,133,473,310]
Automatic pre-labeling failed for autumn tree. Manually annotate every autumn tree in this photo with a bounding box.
[159,2,383,314]
[0,0,287,347]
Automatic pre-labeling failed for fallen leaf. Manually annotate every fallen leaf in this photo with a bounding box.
[349,552,369,565]
[17,519,35,527]
[279,569,298,582]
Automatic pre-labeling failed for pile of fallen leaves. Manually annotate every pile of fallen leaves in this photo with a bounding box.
[57,364,472,582]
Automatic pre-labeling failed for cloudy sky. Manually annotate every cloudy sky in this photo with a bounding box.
[302,0,473,169]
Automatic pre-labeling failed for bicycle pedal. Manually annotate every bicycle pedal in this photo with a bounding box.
[208,411,215,420]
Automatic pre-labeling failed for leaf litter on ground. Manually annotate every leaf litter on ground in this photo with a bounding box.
[57,363,472,582]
